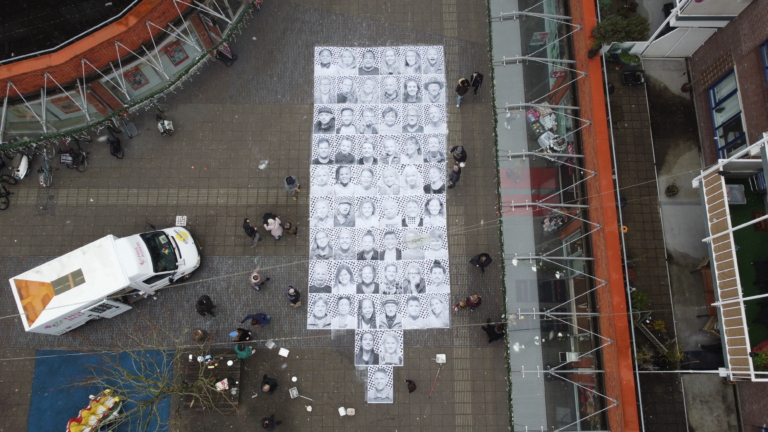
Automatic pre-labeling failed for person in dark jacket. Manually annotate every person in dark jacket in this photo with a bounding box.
[286,286,302,308]
[482,318,506,343]
[261,374,278,394]
[241,313,271,326]
[243,218,260,247]
[261,414,281,430]
[469,253,493,273]
[196,295,216,317]
[230,328,252,342]
[447,164,461,189]
[450,145,467,165]
[469,71,484,95]
[405,379,417,393]
[455,78,470,107]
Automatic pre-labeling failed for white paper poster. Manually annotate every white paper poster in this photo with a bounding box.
[309,46,448,403]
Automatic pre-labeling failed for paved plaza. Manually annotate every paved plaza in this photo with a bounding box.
[0,1,509,431]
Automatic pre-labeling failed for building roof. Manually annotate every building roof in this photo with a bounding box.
[0,0,136,64]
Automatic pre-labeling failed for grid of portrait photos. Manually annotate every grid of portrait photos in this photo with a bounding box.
[309,46,449,405]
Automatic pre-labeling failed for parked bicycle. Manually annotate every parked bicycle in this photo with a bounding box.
[0,154,18,185]
[59,135,90,172]
[0,179,13,211]
[106,122,125,159]
[108,137,124,159]
[37,147,55,187]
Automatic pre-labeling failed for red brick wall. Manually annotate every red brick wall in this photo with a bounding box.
[89,81,125,112]
[689,0,768,166]
[0,0,190,98]
[189,15,215,53]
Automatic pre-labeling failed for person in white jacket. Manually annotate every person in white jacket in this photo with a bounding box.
[264,217,283,240]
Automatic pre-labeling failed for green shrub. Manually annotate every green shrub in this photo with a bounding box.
[625,14,651,41]
[592,14,650,45]
[598,0,613,12]
[753,351,768,371]
[631,290,651,310]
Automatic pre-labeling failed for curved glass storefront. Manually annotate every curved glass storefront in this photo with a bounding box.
[0,0,250,149]
[490,0,609,430]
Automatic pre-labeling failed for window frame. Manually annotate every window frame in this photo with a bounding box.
[761,40,768,88]
[708,70,746,158]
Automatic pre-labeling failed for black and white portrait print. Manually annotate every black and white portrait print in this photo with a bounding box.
[311,47,448,405]
[422,75,446,104]
[355,330,404,366]
[306,293,358,330]
[366,366,394,403]
[314,76,337,104]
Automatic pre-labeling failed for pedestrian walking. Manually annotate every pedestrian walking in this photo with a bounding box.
[450,145,467,166]
[465,294,482,311]
[284,175,301,201]
[283,220,298,236]
[469,71,484,95]
[286,286,302,307]
[243,218,261,247]
[192,329,210,343]
[264,217,283,240]
[405,379,417,393]
[455,78,470,107]
[230,328,252,342]
[447,165,461,189]
[469,253,493,273]
[261,374,278,394]
[241,312,271,326]
[234,343,253,359]
[250,267,270,291]
[482,318,506,343]
[195,295,216,317]
[261,414,282,430]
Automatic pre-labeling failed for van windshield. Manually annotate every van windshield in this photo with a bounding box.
[139,232,178,273]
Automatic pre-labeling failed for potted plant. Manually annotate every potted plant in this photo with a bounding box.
[659,342,685,368]
[634,344,656,370]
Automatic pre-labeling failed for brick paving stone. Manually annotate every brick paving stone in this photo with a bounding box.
[0,0,508,430]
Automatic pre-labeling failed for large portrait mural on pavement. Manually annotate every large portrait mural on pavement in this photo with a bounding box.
[309,46,447,404]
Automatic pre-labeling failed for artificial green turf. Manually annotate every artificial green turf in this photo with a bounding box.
[727,178,768,347]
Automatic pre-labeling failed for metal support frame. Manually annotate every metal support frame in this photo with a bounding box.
[147,21,202,52]
[44,73,90,122]
[174,0,232,24]
[495,56,577,66]
[495,11,573,21]
[508,202,589,209]
[507,151,584,159]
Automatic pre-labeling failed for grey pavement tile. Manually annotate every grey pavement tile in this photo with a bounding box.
[0,0,508,430]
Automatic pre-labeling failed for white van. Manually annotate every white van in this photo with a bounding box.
[9,227,201,335]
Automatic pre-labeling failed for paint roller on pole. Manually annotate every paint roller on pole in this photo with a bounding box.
[429,354,446,398]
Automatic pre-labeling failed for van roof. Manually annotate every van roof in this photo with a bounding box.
[8,236,130,331]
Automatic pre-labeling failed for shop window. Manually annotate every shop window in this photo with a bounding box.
[709,71,746,158]
[762,41,768,88]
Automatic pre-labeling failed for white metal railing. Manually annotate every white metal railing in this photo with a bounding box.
[700,170,756,380]
[692,133,768,188]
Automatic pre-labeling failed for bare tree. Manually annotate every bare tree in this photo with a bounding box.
[64,311,239,432]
